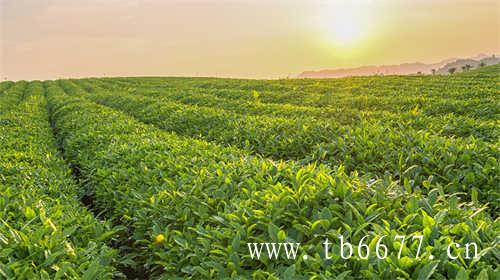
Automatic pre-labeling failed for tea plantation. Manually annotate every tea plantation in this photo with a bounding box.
[0,65,498,279]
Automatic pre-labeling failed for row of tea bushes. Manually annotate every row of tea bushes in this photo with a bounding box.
[79,79,498,142]
[87,65,499,119]
[60,81,498,209]
[0,82,116,279]
[0,81,27,114]
[46,82,498,279]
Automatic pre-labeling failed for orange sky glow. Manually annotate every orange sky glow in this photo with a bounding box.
[1,0,499,80]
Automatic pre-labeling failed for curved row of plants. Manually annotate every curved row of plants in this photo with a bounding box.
[79,78,390,125]
[0,81,14,96]
[94,77,497,119]
[0,81,27,113]
[89,66,499,119]
[45,82,498,279]
[77,79,498,142]
[60,81,499,209]
[94,67,497,102]
[0,82,116,279]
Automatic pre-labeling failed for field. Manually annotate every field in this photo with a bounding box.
[0,65,498,279]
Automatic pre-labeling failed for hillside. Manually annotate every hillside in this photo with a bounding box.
[0,64,498,279]
[299,54,498,78]
[298,61,449,78]
[436,55,500,74]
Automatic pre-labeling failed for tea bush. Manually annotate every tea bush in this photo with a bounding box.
[59,80,498,209]
[45,77,498,279]
[1,65,497,279]
[0,82,116,279]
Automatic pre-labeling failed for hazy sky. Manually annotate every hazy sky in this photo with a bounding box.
[1,0,499,80]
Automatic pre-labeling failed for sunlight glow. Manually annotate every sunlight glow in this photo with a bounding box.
[317,2,375,47]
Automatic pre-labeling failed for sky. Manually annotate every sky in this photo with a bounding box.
[1,0,499,80]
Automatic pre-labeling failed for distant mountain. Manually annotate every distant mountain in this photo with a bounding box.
[471,53,490,60]
[298,54,498,78]
[436,55,500,74]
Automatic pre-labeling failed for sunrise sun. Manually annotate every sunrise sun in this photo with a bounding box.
[317,2,375,47]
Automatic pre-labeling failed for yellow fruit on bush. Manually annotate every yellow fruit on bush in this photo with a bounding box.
[154,234,165,245]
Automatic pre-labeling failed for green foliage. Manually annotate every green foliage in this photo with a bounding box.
[1,65,498,279]
[0,82,116,279]
[43,66,498,279]
[59,77,498,209]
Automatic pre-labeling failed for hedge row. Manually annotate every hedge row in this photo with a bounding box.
[60,81,499,208]
[0,82,116,279]
[45,82,498,279]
